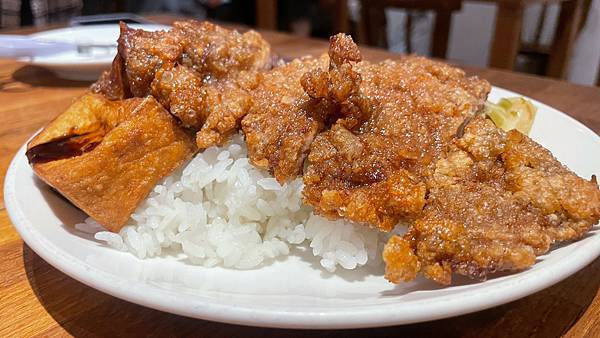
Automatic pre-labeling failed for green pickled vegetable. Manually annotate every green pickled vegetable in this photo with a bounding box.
[484,97,537,135]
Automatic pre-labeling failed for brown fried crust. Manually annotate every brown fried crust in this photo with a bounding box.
[303,35,491,231]
[384,117,600,285]
[28,94,195,232]
[91,20,272,148]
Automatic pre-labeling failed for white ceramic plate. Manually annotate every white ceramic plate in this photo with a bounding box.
[5,87,600,329]
[20,24,169,81]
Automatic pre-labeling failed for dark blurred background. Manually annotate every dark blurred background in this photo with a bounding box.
[1,0,599,85]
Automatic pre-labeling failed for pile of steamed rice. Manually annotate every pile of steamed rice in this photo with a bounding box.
[81,134,385,272]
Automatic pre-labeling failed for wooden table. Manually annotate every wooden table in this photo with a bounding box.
[1,17,599,337]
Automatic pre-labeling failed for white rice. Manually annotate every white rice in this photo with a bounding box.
[86,134,383,272]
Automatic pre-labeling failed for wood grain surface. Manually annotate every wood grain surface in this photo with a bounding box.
[1,17,599,337]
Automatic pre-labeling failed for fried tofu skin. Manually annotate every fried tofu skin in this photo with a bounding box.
[383,117,600,285]
[27,94,196,232]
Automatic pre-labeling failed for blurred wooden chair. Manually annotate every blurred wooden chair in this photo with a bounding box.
[518,0,594,77]
[358,0,463,58]
[516,4,558,75]
[485,0,591,79]
[359,0,591,79]
[256,0,594,81]
[255,0,349,33]
[256,0,278,30]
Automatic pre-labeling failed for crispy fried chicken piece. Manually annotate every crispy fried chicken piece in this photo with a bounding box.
[302,35,491,231]
[93,22,182,98]
[304,123,428,231]
[92,21,271,100]
[173,20,272,79]
[151,64,207,129]
[241,55,332,182]
[150,63,261,146]
[92,54,129,100]
[92,21,271,147]
[195,71,261,148]
[27,94,196,232]
[301,34,370,130]
[384,117,600,285]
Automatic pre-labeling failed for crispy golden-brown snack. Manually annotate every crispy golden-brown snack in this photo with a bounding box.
[151,64,261,147]
[91,23,182,99]
[27,93,196,232]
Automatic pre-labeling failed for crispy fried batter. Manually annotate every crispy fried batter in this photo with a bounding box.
[92,54,129,100]
[241,55,332,182]
[384,117,600,284]
[241,34,378,182]
[103,22,182,98]
[27,94,195,232]
[92,20,271,148]
[195,71,261,148]
[302,35,491,231]
[151,64,207,129]
[301,34,370,130]
[173,20,272,79]
[304,123,428,231]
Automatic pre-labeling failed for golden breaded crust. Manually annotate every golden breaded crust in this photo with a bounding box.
[384,117,600,284]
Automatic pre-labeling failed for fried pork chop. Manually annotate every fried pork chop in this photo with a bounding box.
[292,35,599,284]
[384,117,600,284]
[241,55,332,182]
[302,34,491,231]
[92,20,271,148]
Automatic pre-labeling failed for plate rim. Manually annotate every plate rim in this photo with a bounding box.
[4,86,600,329]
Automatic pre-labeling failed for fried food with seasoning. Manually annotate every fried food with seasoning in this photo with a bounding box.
[173,20,272,79]
[301,34,369,130]
[92,20,271,148]
[151,64,261,147]
[27,94,196,232]
[64,26,599,285]
[91,23,182,99]
[195,71,260,148]
[241,55,332,182]
[383,116,600,285]
[302,34,491,231]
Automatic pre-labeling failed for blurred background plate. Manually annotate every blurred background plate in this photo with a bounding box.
[20,24,169,81]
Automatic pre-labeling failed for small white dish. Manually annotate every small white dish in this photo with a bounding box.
[20,24,169,81]
[4,87,600,329]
